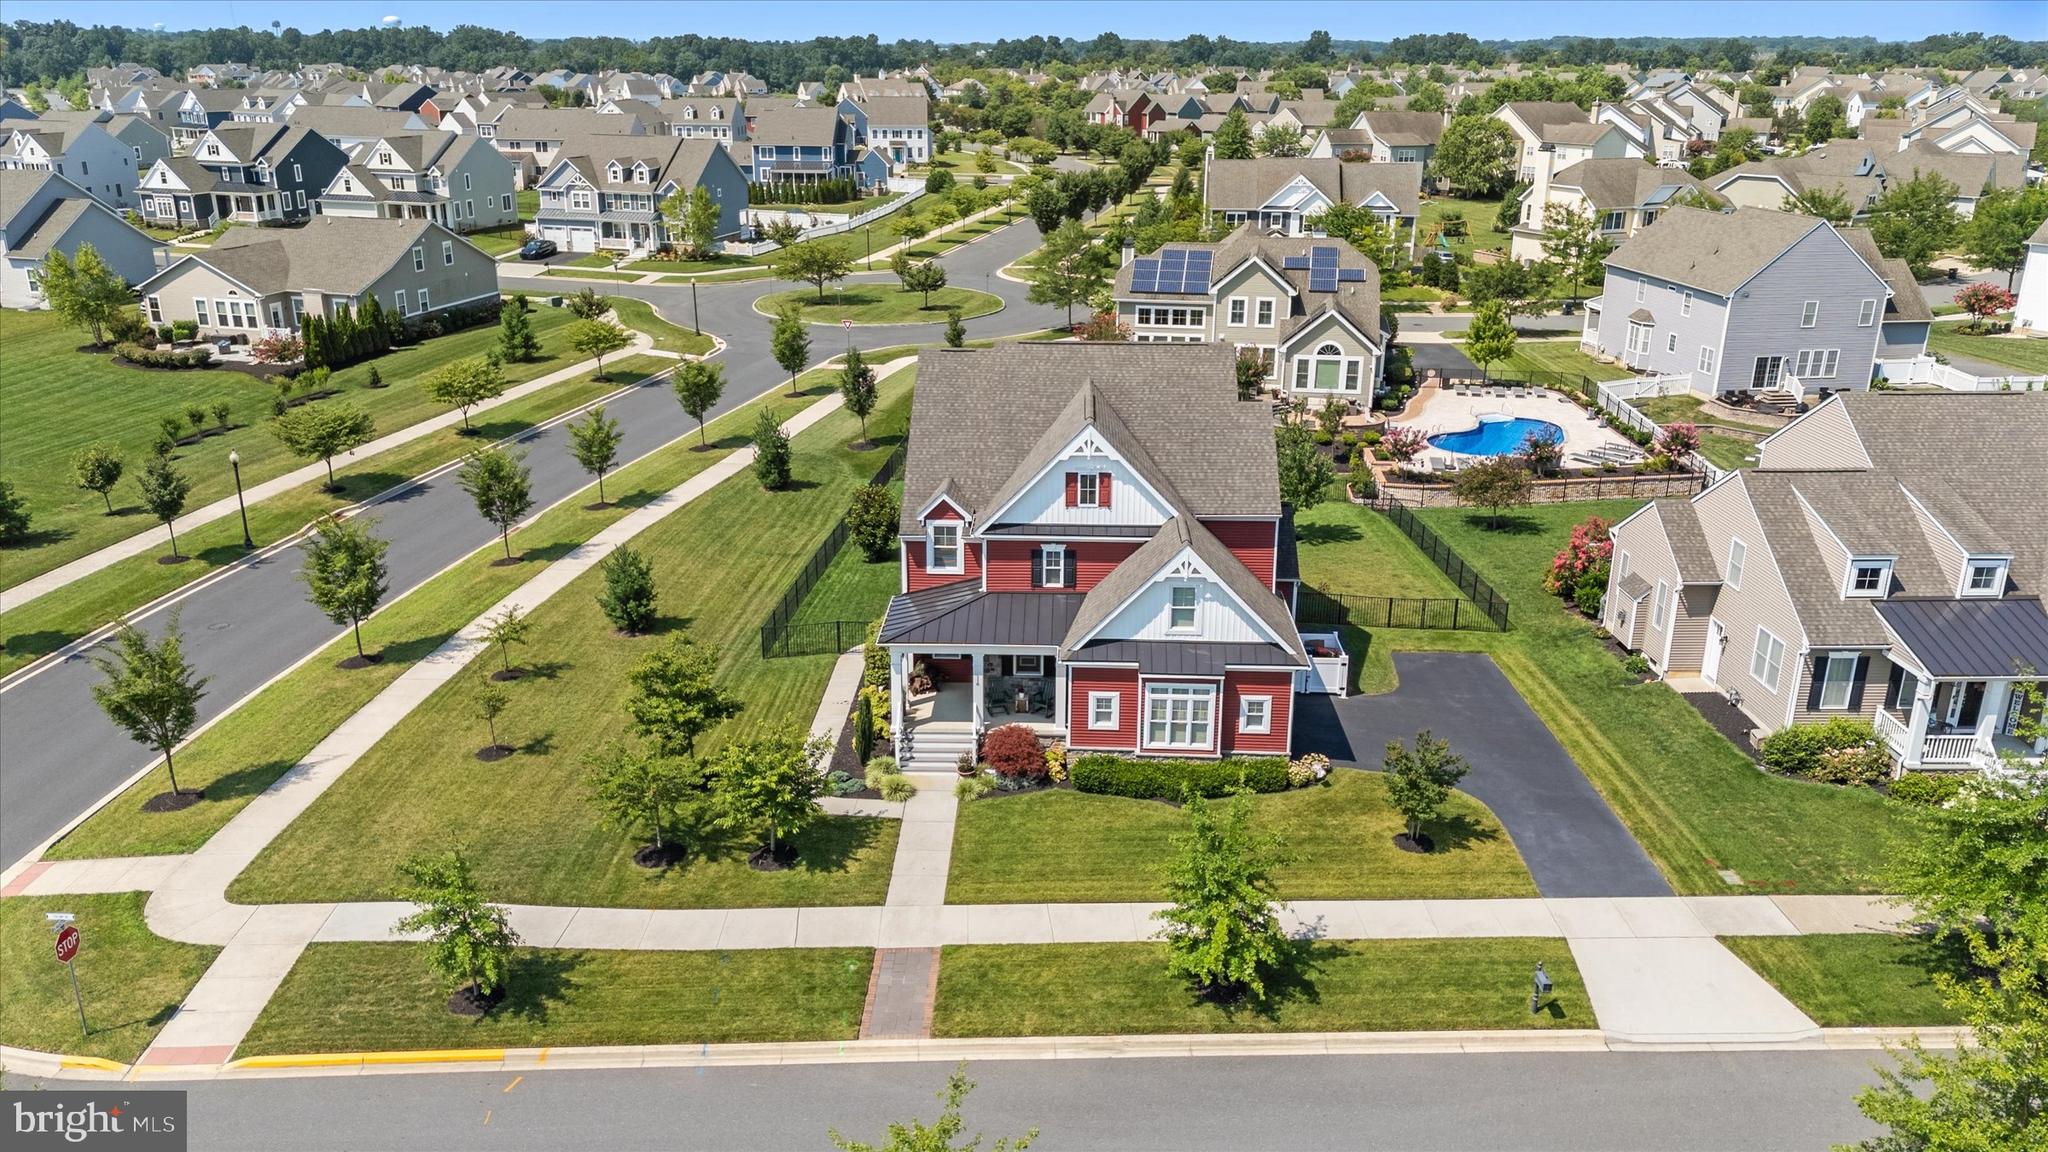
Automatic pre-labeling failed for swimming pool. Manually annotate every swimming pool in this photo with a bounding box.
[1427,414,1564,457]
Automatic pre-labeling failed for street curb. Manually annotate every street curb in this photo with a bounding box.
[2,1027,1967,1084]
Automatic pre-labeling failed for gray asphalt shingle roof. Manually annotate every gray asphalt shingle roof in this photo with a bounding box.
[1606,205,1842,297]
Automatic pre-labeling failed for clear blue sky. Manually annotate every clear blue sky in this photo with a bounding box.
[5,1,2033,43]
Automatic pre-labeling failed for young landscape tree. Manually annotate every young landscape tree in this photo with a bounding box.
[483,604,531,677]
[1381,730,1471,850]
[455,447,534,560]
[778,239,855,302]
[39,243,134,346]
[0,481,32,545]
[474,681,511,754]
[299,514,390,661]
[626,632,742,759]
[1026,218,1103,328]
[752,407,793,490]
[565,287,612,319]
[1463,300,1518,381]
[769,306,811,395]
[90,615,208,802]
[570,318,632,380]
[393,848,521,1012]
[1234,348,1269,401]
[1274,422,1336,512]
[72,444,124,514]
[838,347,879,447]
[1954,282,2018,333]
[566,405,623,505]
[137,453,191,559]
[709,727,829,864]
[596,545,658,634]
[1537,202,1613,303]
[671,360,726,448]
[830,1064,1037,1152]
[944,307,967,348]
[661,185,722,259]
[901,259,948,307]
[1153,789,1294,1004]
[497,294,541,362]
[584,742,698,865]
[846,484,899,561]
[1452,455,1536,528]
[271,401,377,489]
[426,355,506,432]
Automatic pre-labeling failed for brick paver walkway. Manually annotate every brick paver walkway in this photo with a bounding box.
[861,948,940,1039]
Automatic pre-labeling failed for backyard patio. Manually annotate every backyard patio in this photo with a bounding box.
[1403,380,1644,471]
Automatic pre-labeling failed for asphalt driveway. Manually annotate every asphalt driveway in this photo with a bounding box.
[1293,652,1671,898]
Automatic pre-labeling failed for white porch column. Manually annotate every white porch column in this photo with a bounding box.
[889,648,907,757]
[1902,676,1935,770]
[971,652,985,732]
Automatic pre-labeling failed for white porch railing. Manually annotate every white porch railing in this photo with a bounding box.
[1873,708,1909,751]
[1921,732,1983,764]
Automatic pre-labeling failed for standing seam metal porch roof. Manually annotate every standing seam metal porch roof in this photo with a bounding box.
[1875,598,2048,679]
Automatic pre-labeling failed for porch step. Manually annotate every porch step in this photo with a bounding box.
[899,728,976,774]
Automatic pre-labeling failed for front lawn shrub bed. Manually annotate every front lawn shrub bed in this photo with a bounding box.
[1759,717,1884,782]
[1070,754,1290,800]
[981,723,1046,779]
[115,342,215,369]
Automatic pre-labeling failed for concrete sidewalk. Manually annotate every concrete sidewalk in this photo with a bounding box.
[2,330,660,614]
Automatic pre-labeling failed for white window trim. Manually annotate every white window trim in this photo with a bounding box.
[1227,296,1247,326]
[1961,558,2008,597]
[1014,654,1045,676]
[1666,332,1678,353]
[1074,472,1100,508]
[1652,579,1670,630]
[1698,345,1717,374]
[1088,691,1120,731]
[1818,651,1857,711]
[411,245,424,272]
[1857,298,1878,327]
[1239,694,1272,735]
[1752,626,1785,692]
[1040,544,1067,587]
[1167,584,1198,632]
[442,239,455,265]
[927,522,963,574]
[1725,538,1747,590]
[1634,278,1646,303]
[1680,290,1692,317]
[1845,558,1892,598]
[1800,299,1819,328]
[1143,683,1217,751]
[1255,298,1275,328]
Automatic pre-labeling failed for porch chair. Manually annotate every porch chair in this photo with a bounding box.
[985,678,1010,715]
[1029,683,1053,715]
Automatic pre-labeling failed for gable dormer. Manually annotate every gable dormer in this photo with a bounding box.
[606,160,623,182]
[1069,519,1295,655]
[984,423,1173,531]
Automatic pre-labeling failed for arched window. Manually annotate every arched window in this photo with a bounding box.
[1292,341,1366,393]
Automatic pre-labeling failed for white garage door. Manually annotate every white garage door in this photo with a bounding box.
[541,225,595,253]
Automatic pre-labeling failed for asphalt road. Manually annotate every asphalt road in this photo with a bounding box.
[0,217,1065,867]
[3,1050,1891,1150]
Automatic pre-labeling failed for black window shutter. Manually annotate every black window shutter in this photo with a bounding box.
[1030,547,1043,588]
[1065,549,1078,588]
[1846,654,1871,712]
[1805,654,1828,712]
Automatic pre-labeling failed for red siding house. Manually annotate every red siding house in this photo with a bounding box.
[879,344,1316,770]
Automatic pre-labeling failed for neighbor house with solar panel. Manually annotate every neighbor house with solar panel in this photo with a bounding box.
[1111,228,1387,399]
[876,343,1341,772]
[1603,391,2047,774]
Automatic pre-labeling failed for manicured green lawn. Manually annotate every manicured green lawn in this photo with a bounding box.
[1496,343,1634,387]
[515,189,537,220]
[540,267,642,282]
[1698,432,1760,471]
[0,355,660,679]
[224,375,917,907]
[1928,326,2048,375]
[788,487,903,633]
[45,363,849,861]
[1634,394,1776,434]
[947,772,1535,904]
[758,285,1002,326]
[1721,934,1965,1026]
[932,940,1589,1037]
[1293,501,1468,601]
[1,894,220,1063]
[625,254,755,274]
[1408,502,1902,892]
[605,296,715,357]
[1419,195,1508,259]
[464,222,529,257]
[0,306,583,589]
[236,943,871,1056]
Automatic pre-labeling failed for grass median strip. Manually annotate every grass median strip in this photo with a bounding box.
[757,285,1003,326]
[1720,934,1964,1027]
[0,893,220,1063]
[605,297,715,357]
[931,940,1589,1037]
[0,358,662,679]
[223,374,915,908]
[235,942,872,1056]
[0,308,588,588]
[43,366,851,862]
[947,772,1534,905]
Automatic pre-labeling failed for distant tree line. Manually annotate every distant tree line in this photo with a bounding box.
[3,21,2040,89]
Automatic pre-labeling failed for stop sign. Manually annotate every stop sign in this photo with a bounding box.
[54,924,79,963]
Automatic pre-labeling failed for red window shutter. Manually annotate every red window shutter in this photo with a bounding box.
[1099,473,1112,509]
[1064,472,1078,507]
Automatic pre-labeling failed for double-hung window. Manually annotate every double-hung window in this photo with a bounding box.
[1144,684,1215,750]
[1039,545,1067,587]
[1168,585,1197,631]
[1228,297,1247,325]
[442,240,455,265]
[411,246,425,272]
[1751,627,1785,691]
[1725,538,1747,589]
[394,289,409,317]
[1799,300,1819,328]
[1239,695,1271,735]
[1818,651,1858,710]
[1255,298,1274,327]
[1088,692,1120,730]
[1075,472,1100,507]
[928,523,961,573]
[1858,299,1878,327]
[1698,345,1718,375]
[194,298,210,326]
[1679,291,1692,317]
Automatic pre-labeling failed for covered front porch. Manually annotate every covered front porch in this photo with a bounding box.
[891,650,1066,771]
[1875,675,2046,772]
[1874,597,2048,774]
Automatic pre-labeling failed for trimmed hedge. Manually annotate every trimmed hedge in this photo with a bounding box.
[1888,773,1965,807]
[116,343,215,369]
[1759,716,1880,778]
[1070,753,1289,800]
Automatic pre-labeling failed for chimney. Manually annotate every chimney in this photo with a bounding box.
[1121,236,1135,267]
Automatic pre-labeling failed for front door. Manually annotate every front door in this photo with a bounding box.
[1945,681,1985,727]
[1701,619,1725,683]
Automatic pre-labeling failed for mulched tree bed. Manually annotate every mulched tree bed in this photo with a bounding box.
[157,554,193,566]
[747,842,799,872]
[489,668,524,683]
[632,842,687,869]
[141,789,204,813]
[474,744,513,762]
[336,652,384,670]
[447,984,505,1017]
[1391,831,1435,854]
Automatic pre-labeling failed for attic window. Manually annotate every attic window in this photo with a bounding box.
[1846,558,1891,598]
[1963,559,2008,596]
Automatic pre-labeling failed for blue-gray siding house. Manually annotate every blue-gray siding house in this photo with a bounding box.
[1582,206,1893,398]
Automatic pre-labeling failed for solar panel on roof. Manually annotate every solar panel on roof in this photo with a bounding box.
[1310,245,1339,267]
[1338,267,1366,282]
[1186,270,1211,292]
[1281,255,1310,270]
[1186,251,1212,271]
[1309,269,1338,292]
[1129,257,1158,293]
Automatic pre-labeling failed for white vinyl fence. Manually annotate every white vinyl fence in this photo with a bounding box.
[1878,355,2048,392]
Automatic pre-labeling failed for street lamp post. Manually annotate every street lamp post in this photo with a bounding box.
[229,449,252,549]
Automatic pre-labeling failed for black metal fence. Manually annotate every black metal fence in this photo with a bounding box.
[1357,497,1512,631]
[757,447,904,658]
[1295,587,1499,632]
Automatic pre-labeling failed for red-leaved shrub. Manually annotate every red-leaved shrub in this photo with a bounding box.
[981,723,1046,779]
